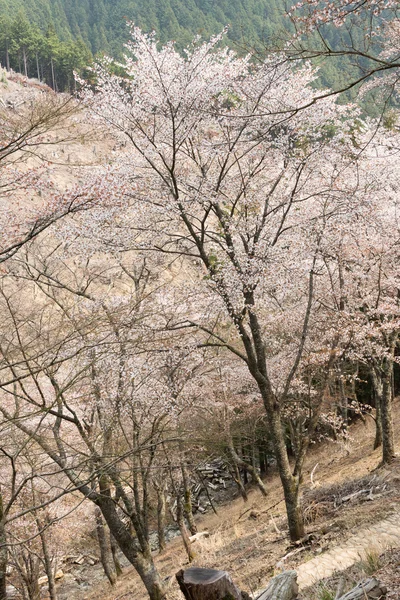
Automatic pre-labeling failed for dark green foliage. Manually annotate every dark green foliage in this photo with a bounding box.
[0,0,386,103]
[0,5,92,91]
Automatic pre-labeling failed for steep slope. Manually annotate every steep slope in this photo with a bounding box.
[0,0,289,57]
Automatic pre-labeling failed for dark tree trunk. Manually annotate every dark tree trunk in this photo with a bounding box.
[230,460,248,502]
[95,507,117,585]
[259,445,268,477]
[176,494,195,562]
[96,494,168,600]
[370,367,383,449]
[0,494,7,600]
[264,396,304,541]
[38,519,57,600]
[180,459,197,535]
[155,483,167,552]
[381,363,395,464]
[109,534,123,576]
[227,439,267,497]
[176,567,244,600]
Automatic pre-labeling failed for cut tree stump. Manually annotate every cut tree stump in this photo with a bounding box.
[255,571,298,600]
[176,567,247,600]
[337,578,387,600]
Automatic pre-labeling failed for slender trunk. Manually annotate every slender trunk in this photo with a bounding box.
[370,366,383,449]
[50,58,56,91]
[196,471,218,515]
[381,362,395,464]
[262,389,304,541]
[338,376,348,423]
[109,534,123,576]
[180,460,197,535]
[23,48,28,77]
[38,519,57,600]
[95,507,117,585]
[229,460,248,502]
[36,54,40,81]
[97,495,168,600]
[25,556,40,600]
[155,483,166,552]
[240,444,248,485]
[175,494,195,563]
[227,438,267,497]
[258,444,268,478]
[5,43,9,72]
[0,494,7,600]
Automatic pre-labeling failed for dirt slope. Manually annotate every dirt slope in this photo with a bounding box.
[72,399,400,600]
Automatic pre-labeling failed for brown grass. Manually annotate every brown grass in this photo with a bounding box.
[82,400,400,600]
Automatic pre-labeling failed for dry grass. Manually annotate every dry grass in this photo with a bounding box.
[82,400,400,600]
[304,545,399,600]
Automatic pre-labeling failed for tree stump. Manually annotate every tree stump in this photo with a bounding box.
[337,578,387,600]
[176,567,245,600]
[255,571,298,600]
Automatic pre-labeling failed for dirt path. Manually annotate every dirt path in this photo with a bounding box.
[296,511,400,589]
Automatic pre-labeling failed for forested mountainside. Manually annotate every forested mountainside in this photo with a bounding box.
[0,0,287,55]
[0,0,364,96]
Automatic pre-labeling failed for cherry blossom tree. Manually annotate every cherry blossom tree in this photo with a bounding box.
[0,244,185,600]
[0,88,118,265]
[75,26,375,541]
[311,138,400,464]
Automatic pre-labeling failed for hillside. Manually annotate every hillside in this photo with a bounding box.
[0,0,366,99]
[1,31,399,600]
[54,399,400,600]
[0,0,288,55]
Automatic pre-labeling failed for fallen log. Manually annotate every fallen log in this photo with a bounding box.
[176,567,248,600]
[337,577,387,600]
[255,571,298,600]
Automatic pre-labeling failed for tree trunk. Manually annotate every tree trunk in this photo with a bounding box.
[109,534,123,576]
[96,495,168,600]
[25,556,40,600]
[338,376,348,423]
[381,363,395,464]
[0,494,7,600]
[180,459,197,535]
[265,403,304,541]
[36,54,40,81]
[38,519,57,600]
[95,507,117,585]
[256,571,298,600]
[5,43,9,72]
[155,482,167,552]
[259,444,268,477]
[50,58,56,91]
[370,367,382,449]
[229,460,248,502]
[23,48,28,77]
[176,567,244,600]
[176,494,195,562]
[227,439,267,497]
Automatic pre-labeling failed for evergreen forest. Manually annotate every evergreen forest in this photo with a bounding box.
[0,0,370,96]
